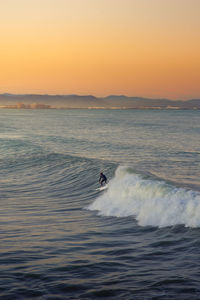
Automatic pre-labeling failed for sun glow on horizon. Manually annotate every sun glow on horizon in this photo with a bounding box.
[0,0,200,100]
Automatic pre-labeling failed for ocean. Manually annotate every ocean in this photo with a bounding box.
[0,108,200,299]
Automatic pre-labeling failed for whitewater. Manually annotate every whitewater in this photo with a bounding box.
[0,108,200,299]
[89,166,200,228]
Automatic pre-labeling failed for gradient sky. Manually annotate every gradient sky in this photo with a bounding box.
[0,0,200,99]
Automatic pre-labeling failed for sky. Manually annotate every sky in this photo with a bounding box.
[0,0,200,99]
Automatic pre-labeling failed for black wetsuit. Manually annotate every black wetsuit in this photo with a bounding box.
[99,173,107,186]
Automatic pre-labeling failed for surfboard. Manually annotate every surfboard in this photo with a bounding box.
[96,185,108,191]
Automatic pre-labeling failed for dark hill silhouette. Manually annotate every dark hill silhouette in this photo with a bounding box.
[0,94,199,109]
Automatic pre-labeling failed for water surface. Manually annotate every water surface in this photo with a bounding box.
[0,109,200,299]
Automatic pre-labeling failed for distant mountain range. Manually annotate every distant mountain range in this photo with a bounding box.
[0,93,200,109]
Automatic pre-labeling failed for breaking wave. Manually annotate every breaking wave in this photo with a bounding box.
[88,166,200,228]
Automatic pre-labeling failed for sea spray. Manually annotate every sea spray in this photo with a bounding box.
[88,166,200,228]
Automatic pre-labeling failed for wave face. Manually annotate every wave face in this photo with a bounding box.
[88,166,200,228]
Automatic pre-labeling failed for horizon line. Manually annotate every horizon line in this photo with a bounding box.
[1,92,200,102]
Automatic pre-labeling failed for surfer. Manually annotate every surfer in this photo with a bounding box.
[99,172,107,186]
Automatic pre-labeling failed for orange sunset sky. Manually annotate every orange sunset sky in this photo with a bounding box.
[0,0,200,99]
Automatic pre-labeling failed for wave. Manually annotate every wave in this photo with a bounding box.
[88,166,200,228]
[0,150,115,202]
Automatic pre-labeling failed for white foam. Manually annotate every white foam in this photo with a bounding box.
[88,166,200,228]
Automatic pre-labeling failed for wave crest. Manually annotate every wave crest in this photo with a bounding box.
[88,166,200,228]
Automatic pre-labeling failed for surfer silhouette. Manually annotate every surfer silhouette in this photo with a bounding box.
[99,172,107,186]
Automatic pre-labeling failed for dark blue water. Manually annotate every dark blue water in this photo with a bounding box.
[0,109,200,299]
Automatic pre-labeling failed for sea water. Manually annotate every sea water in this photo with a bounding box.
[0,109,200,299]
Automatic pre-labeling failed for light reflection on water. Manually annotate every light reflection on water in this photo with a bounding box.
[0,109,200,298]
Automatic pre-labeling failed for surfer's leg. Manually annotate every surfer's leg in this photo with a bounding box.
[101,179,105,186]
